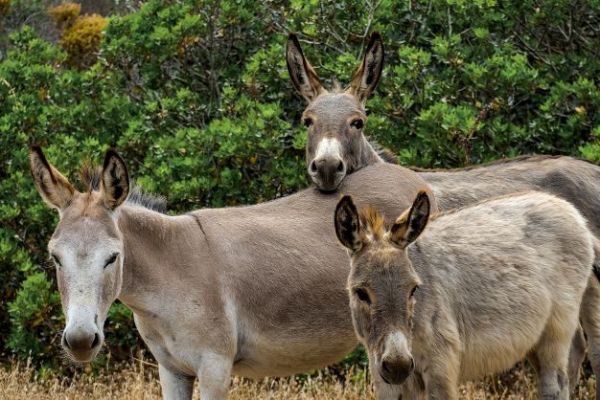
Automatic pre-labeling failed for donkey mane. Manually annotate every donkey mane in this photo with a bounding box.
[407,154,569,172]
[359,206,387,240]
[361,191,524,238]
[427,190,545,222]
[78,163,167,213]
[126,186,167,213]
[370,142,397,164]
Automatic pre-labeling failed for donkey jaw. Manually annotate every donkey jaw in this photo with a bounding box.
[312,175,345,192]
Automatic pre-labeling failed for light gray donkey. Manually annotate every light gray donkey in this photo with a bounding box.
[335,191,600,400]
[29,145,434,400]
[287,31,600,394]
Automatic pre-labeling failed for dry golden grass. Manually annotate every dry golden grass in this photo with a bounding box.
[0,360,597,399]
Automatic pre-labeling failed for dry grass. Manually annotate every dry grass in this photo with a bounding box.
[0,361,597,399]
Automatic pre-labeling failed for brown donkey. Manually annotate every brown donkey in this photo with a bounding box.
[335,191,600,400]
[288,34,600,392]
[30,146,434,400]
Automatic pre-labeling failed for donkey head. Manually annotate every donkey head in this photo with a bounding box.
[334,191,430,385]
[287,33,384,192]
[30,146,130,362]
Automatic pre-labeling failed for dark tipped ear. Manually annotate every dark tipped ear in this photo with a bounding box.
[389,191,430,247]
[29,145,75,210]
[101,149,129,210]
[335,195,364,252]
[286,33,326,102]
[347,32,384,104]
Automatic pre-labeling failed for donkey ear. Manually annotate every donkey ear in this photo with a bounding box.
[347,32,384,104]
[29,145,75,210]
[101,149,130,210]
[335,195,364,252]
[286,33,325,102]
[389,191,430,247]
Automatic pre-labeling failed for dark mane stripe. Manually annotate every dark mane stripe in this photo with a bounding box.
[370,141,398,164]
[78,162,166,213]
[408,154,570,172]
[127,186,167,213]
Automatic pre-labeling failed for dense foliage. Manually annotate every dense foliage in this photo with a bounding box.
[0,0,599,371]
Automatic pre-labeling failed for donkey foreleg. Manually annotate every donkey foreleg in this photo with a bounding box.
[529,326,585,398]
[197,352,233,400]
[567,325,586,396]
[158,364,195,400]
[421,351,460,400]
[533,316,574,399]
[580,276,600,400]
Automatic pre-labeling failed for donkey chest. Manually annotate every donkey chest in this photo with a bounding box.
[133,313,202,376]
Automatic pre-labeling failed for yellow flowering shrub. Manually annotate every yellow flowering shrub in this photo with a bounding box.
[48,3,106,68]
[65,16,108,67]
[0,0,10,18]
[48,3,81,31]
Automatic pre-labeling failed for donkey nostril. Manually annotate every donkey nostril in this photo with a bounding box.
[382,360,392,374]
[410,358,415,371]
[91,333,100,348]
[336,161,344,172]
[63,335,71,350]
[309,160,317,173]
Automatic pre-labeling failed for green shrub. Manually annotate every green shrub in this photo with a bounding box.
[6,272,61,361]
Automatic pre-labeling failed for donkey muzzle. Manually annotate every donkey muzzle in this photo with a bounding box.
[309,157,346,192]
[379,355,414,385]
[62,323,102,362]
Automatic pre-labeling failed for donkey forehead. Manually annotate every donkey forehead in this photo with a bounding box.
[353,246,413,278]
[50,195,121,252]
[305,93,364,117]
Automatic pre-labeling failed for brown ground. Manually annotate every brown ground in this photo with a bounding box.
[0,361,597,399]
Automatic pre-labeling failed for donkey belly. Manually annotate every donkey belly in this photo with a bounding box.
[226,247,361,378]
[458,289,553,381]
[232,328,358,378]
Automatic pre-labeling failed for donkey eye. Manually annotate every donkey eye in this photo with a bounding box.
[103,253,119,269]
[303,117,313,128]
[350,119,364,129]
[409,285,419,298]
[51,254,62,268]
[354,288,371,305]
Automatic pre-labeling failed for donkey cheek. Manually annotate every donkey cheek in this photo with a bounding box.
[101,270,121,312]
[353,311,373,340]
[56,272,69,312]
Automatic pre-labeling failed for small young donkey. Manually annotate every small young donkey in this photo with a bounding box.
[335,191,599,399]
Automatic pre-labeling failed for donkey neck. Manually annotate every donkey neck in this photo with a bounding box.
[348,135,382,173]
[116,204,210,315]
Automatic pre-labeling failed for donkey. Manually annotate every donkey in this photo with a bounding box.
[287,32,600,392]
[335,191,600,400]
[286,32,387,192]
[29,145,434,399]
